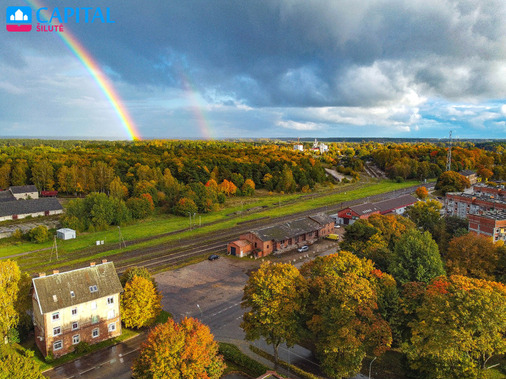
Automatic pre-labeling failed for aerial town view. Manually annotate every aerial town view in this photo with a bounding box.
[1,1,505,379]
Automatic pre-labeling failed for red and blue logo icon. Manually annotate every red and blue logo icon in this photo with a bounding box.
[6,6,32,32]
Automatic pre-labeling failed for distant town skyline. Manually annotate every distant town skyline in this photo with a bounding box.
[1,0,505,140]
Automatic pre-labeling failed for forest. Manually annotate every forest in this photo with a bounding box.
[0,139,504,233]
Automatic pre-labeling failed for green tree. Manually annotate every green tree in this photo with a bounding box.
[11,161,27,186]
[109,176,129,199]
[120,266,157,289]
[0,163,11,189]
[126,196,153,219]
[300,252,392,378]
[132,317,225,379]
[0,261,21,341]
[120,275,162,329]
[389,229,445,284]
[405,275,506,378]
[241,178,255,196]
[405,199,442,235]
[435,171,470,194]
[241,262,307,367]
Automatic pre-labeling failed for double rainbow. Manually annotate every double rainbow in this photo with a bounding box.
[24,0,141,140]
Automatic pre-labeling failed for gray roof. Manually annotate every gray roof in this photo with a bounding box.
[0,198,63,217]
[0,190,15,203]
[374,195,418,213]
[251,214,332,242]
[350,203,380,215]
[32,262,123,314]
[459,170,476,177]
[9,185,38,194]
[476,210,506,220]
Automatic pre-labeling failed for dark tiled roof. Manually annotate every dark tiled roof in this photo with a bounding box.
[0,198,63,217]
[476,210,506,220]
[375,195,418,213]
[350,203,380,215]
[308,213,334,225]
[251,214,332,242]
[32,262,123,314]
[0,190,15,203]
[9,185,38,194]
[459,170,476,177]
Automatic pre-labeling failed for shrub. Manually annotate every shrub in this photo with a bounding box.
[28,225,50,243]
[73,341,91,355]
[219,343,268,378]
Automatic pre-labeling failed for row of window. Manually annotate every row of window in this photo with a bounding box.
[52,311,116,336]
[52,323,116,351]
[52,297,115,322]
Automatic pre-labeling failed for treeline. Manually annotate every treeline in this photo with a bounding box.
[242,202,506,378]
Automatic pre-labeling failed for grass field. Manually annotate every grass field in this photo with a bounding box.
[3,179,421,272]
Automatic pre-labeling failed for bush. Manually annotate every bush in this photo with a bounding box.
[7,328,20,343]
[28,225,50,243]
[44,350,54,363]
[218,342,268,378]
[73,341,91,355]
[12,229,23,240]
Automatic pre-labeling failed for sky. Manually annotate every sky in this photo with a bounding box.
[1,0,505,140]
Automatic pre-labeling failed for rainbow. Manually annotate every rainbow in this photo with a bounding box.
[179,71,213,140]
[24,0,141,140]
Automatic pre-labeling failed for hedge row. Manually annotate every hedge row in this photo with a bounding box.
[218,342,269,378]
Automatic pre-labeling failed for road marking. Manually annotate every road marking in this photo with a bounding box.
[120,348,140,357]
[207,302,242,318]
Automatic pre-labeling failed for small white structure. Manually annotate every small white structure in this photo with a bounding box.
[293,144,304,151]
[56,228,76,240]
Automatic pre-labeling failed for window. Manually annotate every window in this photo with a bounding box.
[70,291,75,298]
[91,301,97,310]
[53,340,63,351]
[108,323,116,332]
[89,285,98,293]
[92,315,99,324]
[107,309,115,319]
[107,296,114,305]
[52,312,60,322]
[71,308,78,316]
[72,321,79,331]
[92,328,99,338]
[53,327,61,336]
[72,335,80,345]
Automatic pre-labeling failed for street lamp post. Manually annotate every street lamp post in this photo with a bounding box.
[196,304,203,320]
[369,356,377,379]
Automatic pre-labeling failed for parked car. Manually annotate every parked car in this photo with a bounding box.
[208,254,219,261]
[297,245,309,253]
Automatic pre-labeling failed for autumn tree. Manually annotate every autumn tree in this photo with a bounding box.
[435,170,471,194]
[10,160,27,186]
[415,186,428,199]
[405,275,506,378]
[300,252,392,378]
[218,179,237,196]
[446,233,499,280]
[0,261,21,341]
[132,317,225,379]
[389,229,445,284]
[241,262,307,367]
[173,197,198,216]
[241,178,255,196]
[120,275,162,329]
[477,167,493,182]
[126,196,153,219]
[27,225,50,243]
[109,176,129,199]
[0,163,11,189]
[0,345,45,379]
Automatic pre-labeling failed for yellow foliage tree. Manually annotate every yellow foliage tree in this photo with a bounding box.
[0,260,21,340]
[120,275,162,329]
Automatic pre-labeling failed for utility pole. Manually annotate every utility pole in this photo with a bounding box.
[446,130,452,172]
[50,235,58,262]
[118,226,126,249]
[188,212,192,230]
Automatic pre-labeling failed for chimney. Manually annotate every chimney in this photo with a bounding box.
[101,259,108,264]
[53,269,59,275]
[38,272,46,277]
[90,262,96,267]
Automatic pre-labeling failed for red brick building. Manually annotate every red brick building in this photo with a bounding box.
[227,214,334,258]
[468,210,506,242]
[445,191,506,218]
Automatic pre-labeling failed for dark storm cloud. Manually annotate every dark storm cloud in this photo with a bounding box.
[55,0,506,108]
